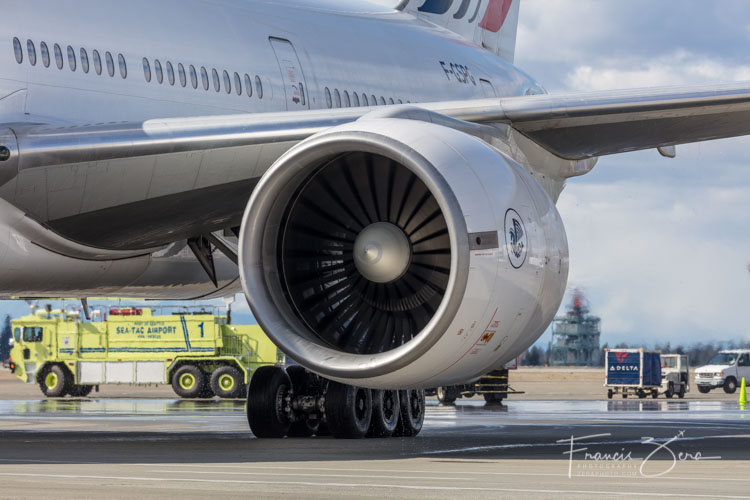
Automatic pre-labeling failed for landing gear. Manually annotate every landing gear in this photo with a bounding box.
[246,366,291,438]
[368,390,400,438]
[394,389,425,437]
[245,366,423,439]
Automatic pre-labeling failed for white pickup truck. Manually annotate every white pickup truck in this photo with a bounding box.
[694,350,750,394]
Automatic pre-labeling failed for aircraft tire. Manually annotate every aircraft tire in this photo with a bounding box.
[393,389,424,437]
[210,365,243,399]
[324,382,372,439]
[246,366,291,438]
[172,365,207,399]
[367,389,400,438]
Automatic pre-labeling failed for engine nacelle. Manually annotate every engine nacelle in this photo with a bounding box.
[239,117,568,388]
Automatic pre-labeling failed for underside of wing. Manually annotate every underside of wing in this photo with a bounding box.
[434,82,750,160]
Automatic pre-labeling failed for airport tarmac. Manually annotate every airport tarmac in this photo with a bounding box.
[1,395,750,498]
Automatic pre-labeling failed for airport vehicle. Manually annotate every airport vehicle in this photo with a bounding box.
[0,1,749,437]
[431,359,521,404]
[694,350,750,394]
[660,354,689,399]
[9,307,281,398]
[605,349,662,399]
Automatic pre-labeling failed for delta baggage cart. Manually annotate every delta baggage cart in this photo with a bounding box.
[604,348,662,399]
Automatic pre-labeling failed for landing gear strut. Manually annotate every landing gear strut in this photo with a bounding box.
[246,366,425,439]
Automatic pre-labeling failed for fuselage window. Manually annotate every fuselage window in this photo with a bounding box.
[67,45,76,72]
[26,39,36,66]
[54,43,63,69]
[324,87,332,109]
[223,70,231,94]
[13,37,22,64]
[142,57,151,82]
[234,72,242,96]
[118,53,127,79]
[93,49,102,75]
[343,90,350,108]
[201,66,209,90]
[154,59,163,83]
[40,42,50,67]
[80,48,89,73]
[299,82,305,105]
[244,74,252,97]
[105,51,115,77]
[255,75,263,99]
[212,68,220,92]
[178,63,187,87]
[165,61,175,85]
[352,92,360,107]
[362,93,368,106]
[334,89,341,108]
[189,65,198,89]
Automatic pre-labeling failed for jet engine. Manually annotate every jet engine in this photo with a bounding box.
[239,117,568,389]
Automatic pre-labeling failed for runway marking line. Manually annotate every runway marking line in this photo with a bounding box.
[0,472,749,498]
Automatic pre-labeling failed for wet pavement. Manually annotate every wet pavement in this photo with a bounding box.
[0,398,749,498]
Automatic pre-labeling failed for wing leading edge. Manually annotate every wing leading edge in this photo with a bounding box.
[5,81,750,175]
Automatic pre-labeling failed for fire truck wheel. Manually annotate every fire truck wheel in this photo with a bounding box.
[325,382,372,439]
[172,365,206,399]
[247,366,291,438]
[393,389,424,437]
[69,385,94,397]
[210,366,243,398]
[40,365,69,397]
[367,389,400,438]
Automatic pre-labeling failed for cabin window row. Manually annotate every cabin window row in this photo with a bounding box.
[141,58,263,99]
[324,87,408,109]
[14,37,126,78]
[13,37,264,99]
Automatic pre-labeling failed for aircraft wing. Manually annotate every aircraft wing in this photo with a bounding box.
[8,81,750,178]
[432,81,750,160]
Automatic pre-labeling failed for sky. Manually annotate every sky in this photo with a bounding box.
[2,1,749,349]
[514,0,750,346]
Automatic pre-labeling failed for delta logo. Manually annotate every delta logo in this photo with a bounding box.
[609,365,638,371]
[615,352,629,363]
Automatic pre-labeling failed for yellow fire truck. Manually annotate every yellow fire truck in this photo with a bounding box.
[8,306,282,398]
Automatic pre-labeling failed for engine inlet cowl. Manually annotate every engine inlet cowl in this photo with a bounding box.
[239,118,568,388]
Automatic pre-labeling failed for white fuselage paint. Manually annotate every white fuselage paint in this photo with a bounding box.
[0,1,574,378]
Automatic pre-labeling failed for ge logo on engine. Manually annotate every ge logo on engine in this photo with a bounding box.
[504,209,527,269]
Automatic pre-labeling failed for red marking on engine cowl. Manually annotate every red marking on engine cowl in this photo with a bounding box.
[479,0,513,33]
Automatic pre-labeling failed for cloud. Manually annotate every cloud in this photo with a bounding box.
[566,52,750,91]
[558,179,750,345]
